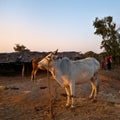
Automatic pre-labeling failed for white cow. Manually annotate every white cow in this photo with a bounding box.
[38,50,100,108]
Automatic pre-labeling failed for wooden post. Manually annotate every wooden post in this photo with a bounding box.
[47,64,54,119]
[22,63,25,79]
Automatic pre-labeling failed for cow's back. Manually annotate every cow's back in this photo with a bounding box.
[75,57,100,70]
[70,57,100,80]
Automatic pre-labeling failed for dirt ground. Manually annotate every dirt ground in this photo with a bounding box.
[0,66,120,120]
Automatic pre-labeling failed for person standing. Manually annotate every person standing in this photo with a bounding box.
[107,56,112,70]
[100,57,105,70]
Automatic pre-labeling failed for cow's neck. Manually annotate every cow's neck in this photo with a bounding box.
[48,60,65,87]
[47,61,56,79]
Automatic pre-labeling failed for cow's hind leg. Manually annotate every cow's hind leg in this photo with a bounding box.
[89,76,99,101]
[89,79,95,100]
[31,70,34,81]
[94,78,99,100]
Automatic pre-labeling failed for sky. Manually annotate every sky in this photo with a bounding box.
[0,0,120,53]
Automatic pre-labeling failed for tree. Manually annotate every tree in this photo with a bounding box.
[13,44,30,52]
[93,16,120,64]
[115,28,120,64]
[84,51,99,59]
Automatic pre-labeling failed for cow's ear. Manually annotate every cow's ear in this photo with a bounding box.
[53,49,58,55]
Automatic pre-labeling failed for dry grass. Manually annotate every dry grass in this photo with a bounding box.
[0,66,120,120]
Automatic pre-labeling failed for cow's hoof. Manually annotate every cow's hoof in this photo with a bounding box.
[92,99,97,103]
[88,96,93,100]
[70,105,75,109]
[65,104,70,108]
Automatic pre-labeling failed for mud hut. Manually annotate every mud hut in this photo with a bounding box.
[0,51,83,76]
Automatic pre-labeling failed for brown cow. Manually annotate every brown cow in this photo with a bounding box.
[31,58,46,81]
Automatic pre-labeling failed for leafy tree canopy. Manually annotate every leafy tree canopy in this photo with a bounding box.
[93,16,120,63]
[13,44,30,52]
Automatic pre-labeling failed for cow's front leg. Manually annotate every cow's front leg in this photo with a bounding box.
[69,83,75,108]
[31,69,37,81]
[65,86,70,107]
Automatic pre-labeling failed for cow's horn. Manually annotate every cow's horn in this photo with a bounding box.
[53,49,58,54]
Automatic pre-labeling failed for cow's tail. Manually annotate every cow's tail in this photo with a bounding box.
[94,59,100,72]
[93,59,100,94]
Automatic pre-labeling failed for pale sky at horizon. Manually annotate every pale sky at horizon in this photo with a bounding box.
[0,0,120,53]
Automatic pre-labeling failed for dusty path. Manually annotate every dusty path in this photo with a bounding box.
[0,68,120,120]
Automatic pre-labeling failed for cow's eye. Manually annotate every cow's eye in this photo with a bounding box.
[47,56,51,59]
[53,55,58,60]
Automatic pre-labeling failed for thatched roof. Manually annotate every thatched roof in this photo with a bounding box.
[0,51,46,63]
[0,51,83,63]
[58,51,84,60]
